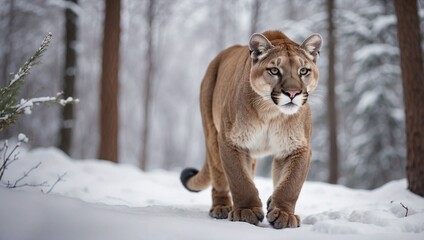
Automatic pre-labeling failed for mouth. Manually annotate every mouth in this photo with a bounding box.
[284,102,296,107]
[278,102,300,115]
[270,92,302,115]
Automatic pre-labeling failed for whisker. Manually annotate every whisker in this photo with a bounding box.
[248,90,284,115]
[308,90,326,113]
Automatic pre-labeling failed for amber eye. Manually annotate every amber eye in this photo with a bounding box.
[299,67,310,76]
[268,68,280,76]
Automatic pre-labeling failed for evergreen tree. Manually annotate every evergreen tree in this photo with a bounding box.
[339,3,406,188]
[0,33,78,132]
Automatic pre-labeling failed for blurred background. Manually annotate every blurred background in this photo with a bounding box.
[0,0,423,189]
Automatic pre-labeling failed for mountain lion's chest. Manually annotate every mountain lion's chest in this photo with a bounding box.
[229,119,306,159]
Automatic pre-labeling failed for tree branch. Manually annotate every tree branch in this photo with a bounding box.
[43,172,67,194]
[7,181,49,189]
[8,162,42,188]
[400,202,409,217]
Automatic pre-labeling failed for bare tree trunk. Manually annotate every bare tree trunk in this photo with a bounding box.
[58,0,78,155]
[250,0,261,35]
[98,0,120,163]
[140,0,156,170]
[327,0,339,184]
[0,0,15,140]
[286,0,296,20]
[2,0,14,84]
[217,0,226,51]
[394,0,424,197]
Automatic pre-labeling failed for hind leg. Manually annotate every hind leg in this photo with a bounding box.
[206,129,232,219]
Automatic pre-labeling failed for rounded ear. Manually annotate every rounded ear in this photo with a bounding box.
[249,33,274,62]
[300,33,323,63]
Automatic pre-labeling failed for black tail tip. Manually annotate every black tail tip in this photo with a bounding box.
[180,168,200,192]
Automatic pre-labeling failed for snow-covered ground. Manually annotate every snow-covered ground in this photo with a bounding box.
[0,148,423,240]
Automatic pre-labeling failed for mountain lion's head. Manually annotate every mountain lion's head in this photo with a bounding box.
[249,31,322,115]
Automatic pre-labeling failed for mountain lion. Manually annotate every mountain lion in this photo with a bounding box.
[180,30,322,229]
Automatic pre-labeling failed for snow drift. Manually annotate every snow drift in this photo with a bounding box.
[0,148,423,240]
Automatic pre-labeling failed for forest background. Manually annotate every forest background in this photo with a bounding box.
[1,0,423,190]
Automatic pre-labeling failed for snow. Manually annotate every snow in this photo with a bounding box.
[373,15,396,34]
[355,90,379,113]
[13,93,78,116]
[17,97,57,115]
[353,44,399,62]
[59,96,79,106]
[18,133,29,143]
[9,70,26,86]
[0,148,423,240]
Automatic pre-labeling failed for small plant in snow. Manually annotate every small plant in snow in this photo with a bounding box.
[0,32,74,192]
[0,133,46,188]
[399,202,409,217]
[0,133,66,192]
[0,134,27,182]
[0,32,79,131]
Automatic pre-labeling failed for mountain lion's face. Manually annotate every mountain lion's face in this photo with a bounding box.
[249,33,322,115]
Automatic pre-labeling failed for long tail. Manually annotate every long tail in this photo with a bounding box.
[180,161,210,192]
[181,52,225,193]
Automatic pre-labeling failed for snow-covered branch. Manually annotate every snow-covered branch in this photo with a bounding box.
[0,137,25,181]
[14,92,79,116]
[8,32,52,87]
[0,33,79,131]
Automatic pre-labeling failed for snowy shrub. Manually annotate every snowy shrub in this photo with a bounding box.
[0,33,73,192]
[0,32,78,132]
[0,133,66,192]
[0,134,46,188]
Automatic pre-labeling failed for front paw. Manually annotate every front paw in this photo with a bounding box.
[267,208,300,229]
[209,205,232,219]
[229,207,264,225]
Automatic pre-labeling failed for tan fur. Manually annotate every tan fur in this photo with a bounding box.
[183,31,322,229]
